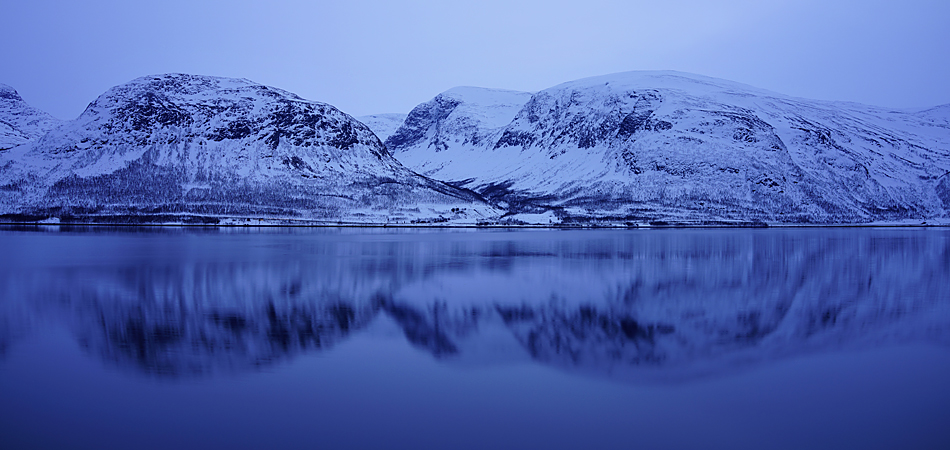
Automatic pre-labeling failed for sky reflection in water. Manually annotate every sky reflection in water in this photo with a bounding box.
[0,226,948,449]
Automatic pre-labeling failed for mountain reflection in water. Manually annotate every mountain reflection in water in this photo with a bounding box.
[1,227,948,383]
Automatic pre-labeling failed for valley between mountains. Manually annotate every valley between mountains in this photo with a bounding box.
[2,71,949,226]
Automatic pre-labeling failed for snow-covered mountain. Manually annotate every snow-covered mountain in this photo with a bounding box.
[0,84,61,151]
[386,71,950,224]
[356,113,407,141]
[0,74,497,224]
[5,71,950,225]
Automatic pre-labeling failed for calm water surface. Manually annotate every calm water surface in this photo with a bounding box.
[0,226,948,449]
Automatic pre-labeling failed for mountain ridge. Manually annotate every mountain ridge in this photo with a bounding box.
[382,70,950,225]
[2,71,949,225]
[0,74,498,224]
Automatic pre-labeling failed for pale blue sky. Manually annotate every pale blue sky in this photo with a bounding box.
[2,0,948,120]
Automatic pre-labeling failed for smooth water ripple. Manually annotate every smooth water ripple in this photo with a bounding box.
[1,226,948,449]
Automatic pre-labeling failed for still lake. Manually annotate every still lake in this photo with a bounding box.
[1,226,948,449]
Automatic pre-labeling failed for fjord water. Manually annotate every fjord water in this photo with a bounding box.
[0,226,948,449]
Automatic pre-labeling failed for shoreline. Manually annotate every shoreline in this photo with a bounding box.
[1,221,948,229]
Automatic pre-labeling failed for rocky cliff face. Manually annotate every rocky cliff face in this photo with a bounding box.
[0,75,497,224]
[0,83,61,151]
[385,72,950,224]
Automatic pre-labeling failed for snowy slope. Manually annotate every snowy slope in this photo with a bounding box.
[0,74,499,224]
[356,113,407,141]
[387,72,950,224]
[387,87,533,177]
[0,83,61,151]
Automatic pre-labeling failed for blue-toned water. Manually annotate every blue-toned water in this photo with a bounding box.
[1,226,949,449]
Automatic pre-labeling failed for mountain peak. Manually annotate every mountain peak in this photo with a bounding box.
[440,85,532,100]
[0,82,61,150]
[81,74,308,117]
[0,83,22,100]
[550,70,784,99]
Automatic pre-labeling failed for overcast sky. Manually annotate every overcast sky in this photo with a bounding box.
[2,0,948,120]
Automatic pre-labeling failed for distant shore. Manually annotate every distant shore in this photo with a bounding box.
[2,220,947,229]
